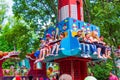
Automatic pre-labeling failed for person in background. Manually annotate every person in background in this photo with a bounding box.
[109,71,118,80]
[14,71,21,80]
[84,72,97,80]
[52,75,57,80]
[115,45,120,57]
[39,77,44,80]
[105,44,112,59]
[28,75,33,80]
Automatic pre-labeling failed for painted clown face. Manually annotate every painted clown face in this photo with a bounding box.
[72,24,78,31]
[63,24,67,30]
[86,28,90,33]
[82,26,86,32]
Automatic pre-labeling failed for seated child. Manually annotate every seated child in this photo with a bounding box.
[105,44,112,59]
[45,34,53,56]
[34,38,48,63]
[51,32,65,56]
[83,33,91,58]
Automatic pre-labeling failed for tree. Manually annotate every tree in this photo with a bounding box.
[88,59,113,80]
[84,0,120,46]
[0,0,8,24]
[0,0,8,31]
[0,0,13,51]
[0,22,13,51]
[3,17,34,59]
[11,0,57,58]
[84,0,120,77]
[12,0,58,30]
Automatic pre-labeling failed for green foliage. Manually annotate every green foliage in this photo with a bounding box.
[89,59,113,80]
[2,58,19,69]
[0,19,13,51]
[3,17,36,59]
[10,0,58,58]
[0,0,8,24]
[12,0,58,29]
[0,16,40,59]
[84,0,120,46]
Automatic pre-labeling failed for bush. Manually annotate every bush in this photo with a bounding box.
[88,59,113,80]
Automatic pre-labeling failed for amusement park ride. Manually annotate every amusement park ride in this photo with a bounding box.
[0,0,101,80]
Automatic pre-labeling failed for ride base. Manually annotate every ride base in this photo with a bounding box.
[54,56,91,80]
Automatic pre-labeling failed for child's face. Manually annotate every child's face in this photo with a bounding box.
[40,40,44,43]
[100,36,104,41]
[77,31,82,36]
[86,34,90,38]
[51,36,55,40]
[60,34,64,39]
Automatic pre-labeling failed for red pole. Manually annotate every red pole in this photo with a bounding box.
[71,60,74,80]
[80,0,84,21]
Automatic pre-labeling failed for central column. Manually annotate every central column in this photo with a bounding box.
[58,0,84,22]
[54,56,91,80]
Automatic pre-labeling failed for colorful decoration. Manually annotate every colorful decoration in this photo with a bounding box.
[64,19,68,22]
[87,23,90,26]
[84,23,87,26]
[73,19,77,22]
[46,63,59,78]
[60,30,80,56]
[72,31,77,37]
[72,24,78,31]
[63,24,67,30]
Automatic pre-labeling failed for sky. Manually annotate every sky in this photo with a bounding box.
[1,0,13,25]
[5,0,13,16]
[2,0,50,28]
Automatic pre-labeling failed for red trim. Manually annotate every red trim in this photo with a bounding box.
[77,1,80,20]
[54,56,91,80]
[80,0,84,21]
[69,0,71,17]
[71,60,74,80]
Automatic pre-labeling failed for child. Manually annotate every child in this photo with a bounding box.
[45,33,53,56]
[83,33,91,58]
[34,38,48,63]
[51,32,65,56]
[91,31,103,58]
[105,44,112,59]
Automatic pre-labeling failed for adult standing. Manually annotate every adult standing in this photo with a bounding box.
[28,75,33,80]
[109,71,118,80]
[84,73,97,80]
[12,71,21,80]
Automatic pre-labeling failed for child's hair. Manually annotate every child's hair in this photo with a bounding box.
[89,72,94,76]
[60,32,65,37]
[91,31,99,40]
[46,33,51,38]
[118,45,120,49]
[85,33,89,36]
